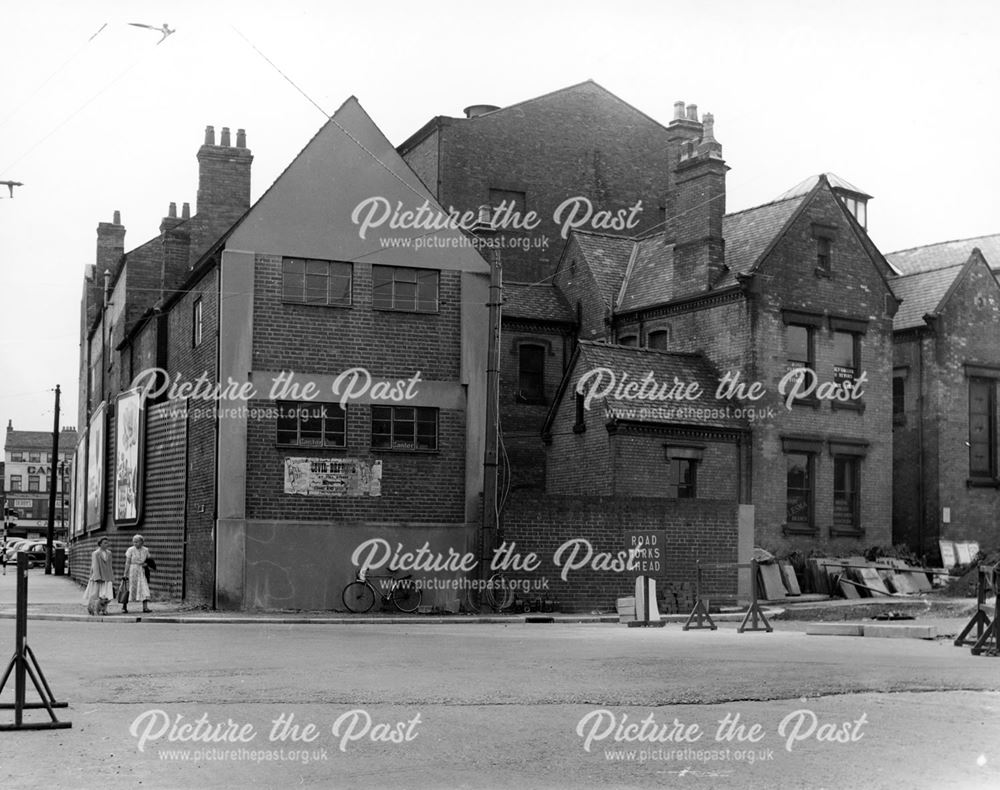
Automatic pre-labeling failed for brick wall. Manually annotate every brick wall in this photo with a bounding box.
[501,493,739,612]
[415,83,674,283]
[166,267,219,604]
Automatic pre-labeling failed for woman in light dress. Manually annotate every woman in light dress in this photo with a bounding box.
[82,537,114,615]
[122,534,151,613]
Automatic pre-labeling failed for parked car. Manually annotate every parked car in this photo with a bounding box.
[4,539,66,567]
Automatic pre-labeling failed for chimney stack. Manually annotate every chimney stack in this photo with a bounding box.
[672,110,728,290]
[664,100,705,242]
[197,124,253,226]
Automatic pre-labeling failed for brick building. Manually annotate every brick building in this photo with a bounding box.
[75,98,490,610]
[888,242,1000,558]
[2,423,77,537]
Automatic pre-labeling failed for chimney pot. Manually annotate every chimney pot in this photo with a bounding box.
[168,201,177,218]
[686,104,699,122]
[220,127,231,147]
[181,202,190,219]
[236,128,246,148]
[673,101,686,120]
[204,125,215,145]
[463,104,500,118]
[112,210,121,225]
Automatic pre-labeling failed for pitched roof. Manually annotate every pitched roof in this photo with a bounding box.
[616,194,807,311]
[890,264,965,330]
[566,340,747,430]
[886,234,1000,275]
[572,232,634,309]
[774,172,871,200]
[5,429,79,453]
[503,282,574,323]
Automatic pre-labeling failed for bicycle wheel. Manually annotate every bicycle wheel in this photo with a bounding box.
[342,581,376,613]
[391,579,422,613]
[485,572,515,612]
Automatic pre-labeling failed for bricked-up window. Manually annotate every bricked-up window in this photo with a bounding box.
[832,330,860,384]
[276,402,346,448]
[833,456,860,530]
[786,453,814,526]
[372,266,438,312]
[518,344,545,402]
[667,459,697,498]
[282,258,352,307]
[969,378,996,477]
[371,406,438,451]
[9,475,21,491]
[489,188,526,215]
[192,297,203,347]
[647,329,669,350]
[28,475,39,492]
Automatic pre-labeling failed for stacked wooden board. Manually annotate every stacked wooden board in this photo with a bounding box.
[801,557,936,598]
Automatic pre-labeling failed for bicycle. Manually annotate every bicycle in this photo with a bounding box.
[465,570,517,613]
[342,569,422,614]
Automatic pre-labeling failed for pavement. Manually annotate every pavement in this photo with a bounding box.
[0,566,980,627]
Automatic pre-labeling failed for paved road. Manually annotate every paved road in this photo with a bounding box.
[1,613,998,789]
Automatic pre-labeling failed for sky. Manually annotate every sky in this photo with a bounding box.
[1,0,998,435]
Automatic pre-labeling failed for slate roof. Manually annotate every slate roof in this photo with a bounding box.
[890,264,965,330]
[5,429,79,453]
[569,340,747,430]
[503,282,574,323]
[572,232,634,309]
[617,194,807,311]
[886,234,1000,275]
[774,172,871,201]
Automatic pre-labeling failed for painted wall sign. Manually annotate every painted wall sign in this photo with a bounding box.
[283,457,382,497]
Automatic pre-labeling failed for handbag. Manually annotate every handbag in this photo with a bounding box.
[117,577,130,605]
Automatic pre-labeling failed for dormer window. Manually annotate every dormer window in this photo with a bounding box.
[840,195,868,229]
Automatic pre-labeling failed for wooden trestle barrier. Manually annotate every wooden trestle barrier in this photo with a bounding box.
[954,563,1000,656]
[0,553,71,730]
[683,559,772,633]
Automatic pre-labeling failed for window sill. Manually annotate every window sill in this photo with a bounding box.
[372,306,439,315]
[966,477,1000,488]
[831,400,865,413]
[782,523,818,536]
[276,444,348,451]
[814,267,832,279]
[281,300,353,309]
[788,397,821,410]
[572,423,586,434]
[830,527,865,539]
[370,447,439,455]
[516,395,548,406]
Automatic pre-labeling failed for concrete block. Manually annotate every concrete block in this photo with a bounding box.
[862,624,937,639]
[805,623,864,636]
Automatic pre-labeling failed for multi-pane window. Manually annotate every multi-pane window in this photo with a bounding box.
[29,452,40,463]
[667,458,697,498]
[833,456,860,529]
[276,402,346,447]
[28,475,40,492]
[371,406,438,451]
[9,475,21,491]
[969,378,996,477]
[193,297,203,347]
[518,345,545,402]
[372,266,438,312]
[282,258,352,306]
[832,331,860,384]
[647,330,669,350]
[10,451,23,462]
[786,325,813,372]
[786,453,813,526]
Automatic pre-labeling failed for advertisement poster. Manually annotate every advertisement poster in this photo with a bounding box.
[72,434,87,537]
[283,457,382,497]
[114,388,144,525]
[85,401,106,531]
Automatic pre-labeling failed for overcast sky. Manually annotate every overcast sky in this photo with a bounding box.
[1,0,998,435]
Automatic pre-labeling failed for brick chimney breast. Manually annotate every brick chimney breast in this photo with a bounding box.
[196,124,253,224]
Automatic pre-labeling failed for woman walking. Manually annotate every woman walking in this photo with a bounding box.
[122,534,152,613]
[83,537,115,615]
